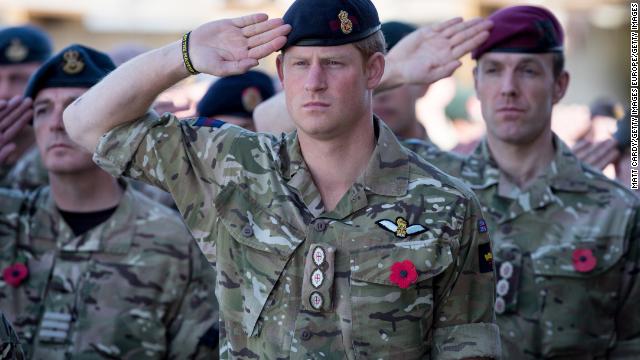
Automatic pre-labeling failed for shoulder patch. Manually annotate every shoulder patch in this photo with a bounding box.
[192,117,226,128]
[478,242,494,273]
[478,219,488,233]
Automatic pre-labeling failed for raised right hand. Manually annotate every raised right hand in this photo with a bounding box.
[189,13,291,76]
[380,17,492,92]
[0,96,33,165]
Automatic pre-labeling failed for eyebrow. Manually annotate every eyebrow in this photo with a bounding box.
[516,58,543,66]
[482,56,544,66]
[286,54,350,61]
[34,95,81,108]
[33,99,51,107]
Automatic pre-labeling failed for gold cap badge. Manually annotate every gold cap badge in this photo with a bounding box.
[62,50,84,75]
[338,10,353,35]
[5,39,28,63]
[241,86,262,112]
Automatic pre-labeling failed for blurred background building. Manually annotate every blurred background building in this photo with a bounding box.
[0,0,630,150]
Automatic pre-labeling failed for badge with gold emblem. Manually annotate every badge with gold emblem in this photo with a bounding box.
[241,86,262,113]
[338,10,353,34]
[376,217,427,238]
[5,39,28,63]
[62,50,85,75]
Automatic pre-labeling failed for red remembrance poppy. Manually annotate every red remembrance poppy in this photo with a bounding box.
[389,259,418,289]
[3,263,28,287]
[572,249,597,273]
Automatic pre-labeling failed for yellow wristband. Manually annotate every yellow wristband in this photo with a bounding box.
[181,31,199,75]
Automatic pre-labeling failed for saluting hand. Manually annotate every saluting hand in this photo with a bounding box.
[573,138,621,171]
[0,96,33,165]
[382,17,492,90]
[189,13,292,76]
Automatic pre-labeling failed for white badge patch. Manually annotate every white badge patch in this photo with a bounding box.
[311,269,324,288]
[500,262,514,279]
[310,291,324,310]
[496,279,510,296]
[312,246,325,266]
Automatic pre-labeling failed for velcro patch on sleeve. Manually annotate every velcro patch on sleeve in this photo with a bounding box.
[192,117,226,128]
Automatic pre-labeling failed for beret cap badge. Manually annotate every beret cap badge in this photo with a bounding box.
[338,10,353,34]
[5,39,28,63]
[62,50,85,75]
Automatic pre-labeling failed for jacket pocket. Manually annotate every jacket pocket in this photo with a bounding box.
[349,237,454,359]
[216,185,305,338]
[530,234,627,357]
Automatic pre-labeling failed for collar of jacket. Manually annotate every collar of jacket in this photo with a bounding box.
[461,133,590,193]
[280,116,410,197]
[30,180,135,254]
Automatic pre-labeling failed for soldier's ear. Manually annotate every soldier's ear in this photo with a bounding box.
[276,53,285,86]
[552,70,569,105]
[365,52,385,90]
[472,66,479,93]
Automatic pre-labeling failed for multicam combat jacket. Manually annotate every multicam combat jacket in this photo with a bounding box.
[406,136,640,359]
[93,112,500,359]
[0,183,218,359]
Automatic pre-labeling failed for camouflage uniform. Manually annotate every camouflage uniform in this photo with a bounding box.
[0,182,218,359]
[406,136,640,358]
[92,111,500,359]
[0,147,48,190]
[0,312,25,360]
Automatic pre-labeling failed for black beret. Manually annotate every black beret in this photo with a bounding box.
[472,5,563,60]
[380,21,416,51]
[197,70,275,118]
[0,25,52,65]
[283,0,381,49]
[614,111,631,150]
[589,97,624,120]
[24,44,115,99]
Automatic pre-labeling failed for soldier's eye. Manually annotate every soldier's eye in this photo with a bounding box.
[521,68,539,76]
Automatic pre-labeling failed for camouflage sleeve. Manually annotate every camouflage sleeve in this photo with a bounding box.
[0,165,11,187]
[166,240,219,360]
[0,188,27,231]
[431,193,500,360]
[0,312,25,360]
[0,191,27,360]
[2,148,49,191]
[402,139,465,178]
[93,111,243,230]
[609,204,640,359]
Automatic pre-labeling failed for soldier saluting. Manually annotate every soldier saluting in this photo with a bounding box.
[64,0,500,358]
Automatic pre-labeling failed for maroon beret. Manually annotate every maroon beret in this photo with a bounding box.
[472,5,564,60]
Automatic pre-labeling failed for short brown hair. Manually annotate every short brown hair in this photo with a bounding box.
[353,30,387,61]
[551,52,565,78]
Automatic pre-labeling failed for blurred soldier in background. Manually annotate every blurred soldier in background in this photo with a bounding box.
[0,44,218,359]
[373,21,431,142]
[197,70,275,131]
[0,26,51,189]
[571,97,624,178]
[612,112,634,190]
